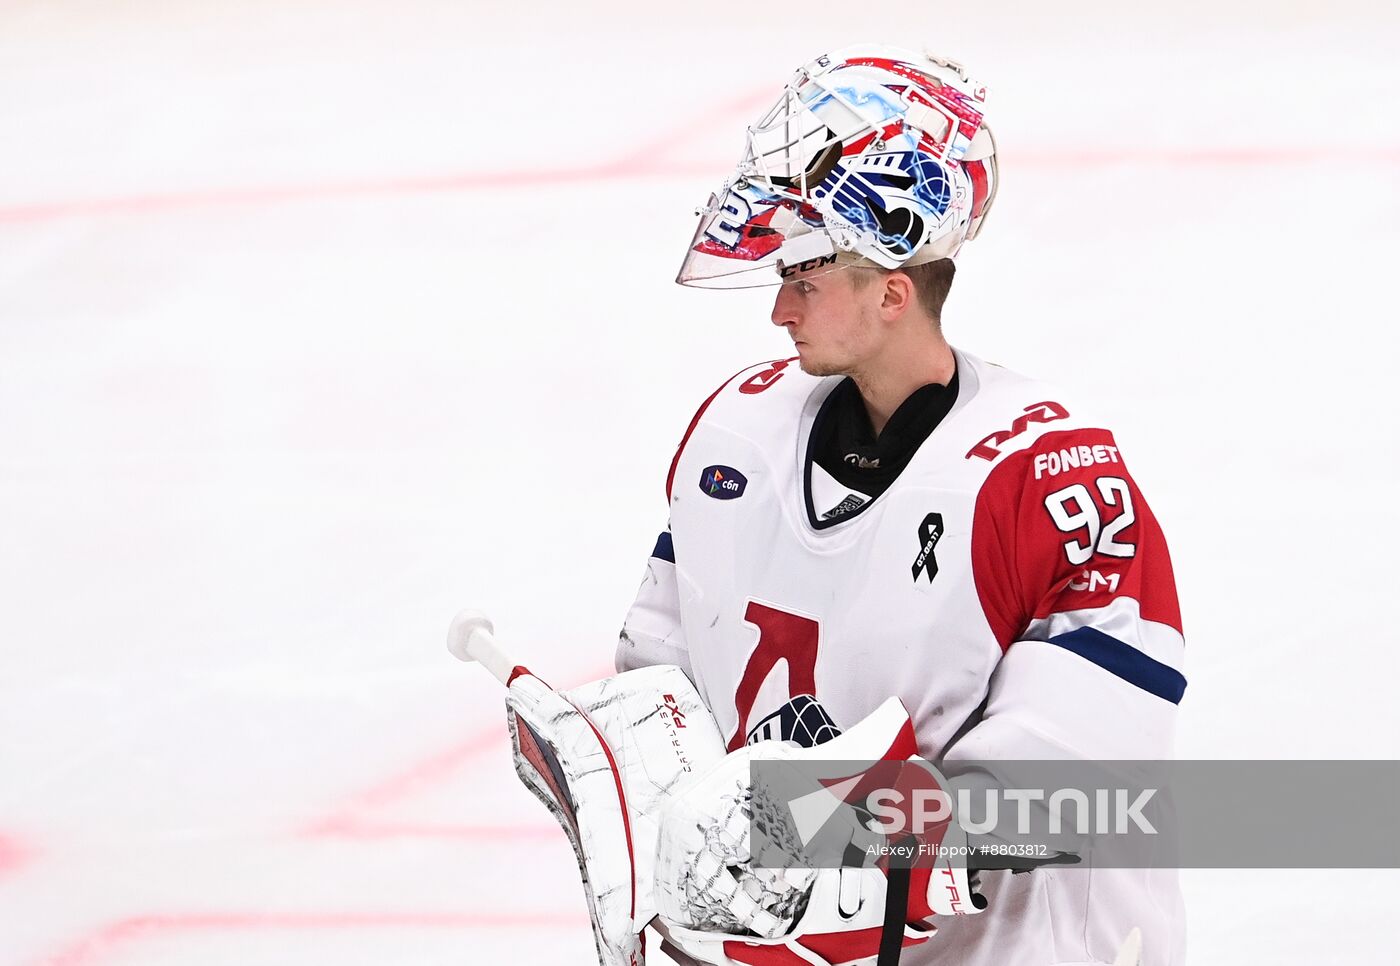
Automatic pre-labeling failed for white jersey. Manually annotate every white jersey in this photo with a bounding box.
[619,348,1186,966]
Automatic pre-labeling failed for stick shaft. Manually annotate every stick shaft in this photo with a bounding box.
[446,610,519,686]
[465,626,516,686]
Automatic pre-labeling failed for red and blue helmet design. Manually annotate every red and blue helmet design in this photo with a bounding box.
[677,45,998,289]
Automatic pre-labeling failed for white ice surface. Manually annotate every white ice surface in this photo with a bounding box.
[1,1,1397,963]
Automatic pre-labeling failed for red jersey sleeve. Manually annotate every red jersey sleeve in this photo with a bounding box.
[971,427,1185,704]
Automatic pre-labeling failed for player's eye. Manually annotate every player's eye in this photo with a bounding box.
[796,281,815,295]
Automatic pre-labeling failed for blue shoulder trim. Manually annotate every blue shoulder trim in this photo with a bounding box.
[651,531,675,564]
[1047,626,1187,705]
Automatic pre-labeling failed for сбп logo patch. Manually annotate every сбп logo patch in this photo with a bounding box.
[699,465,748,500]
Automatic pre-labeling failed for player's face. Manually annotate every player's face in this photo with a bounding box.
[770,265,884,377]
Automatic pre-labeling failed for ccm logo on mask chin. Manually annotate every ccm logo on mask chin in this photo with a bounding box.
[699,465,748,500]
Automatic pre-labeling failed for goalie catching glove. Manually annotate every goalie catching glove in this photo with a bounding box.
[653,696,984,966]
[501,658,980,966]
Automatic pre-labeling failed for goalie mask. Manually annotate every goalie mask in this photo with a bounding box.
[677,45,998,289]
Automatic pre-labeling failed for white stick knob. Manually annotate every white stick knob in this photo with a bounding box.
[446,609,516,686]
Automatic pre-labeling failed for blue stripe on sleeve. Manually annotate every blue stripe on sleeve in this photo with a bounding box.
[651,531,675,563]
[1047,626,1187,705]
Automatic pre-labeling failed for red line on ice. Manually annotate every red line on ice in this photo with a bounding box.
[5,148,1395,224]
[0,84,776,226]
[330,723,508,814]
[301,660,614,837]
[38,910,588,966]
[1,76,1393,228]
[0,833,33,877]
[609,87,775,167]
[294,725,507,839]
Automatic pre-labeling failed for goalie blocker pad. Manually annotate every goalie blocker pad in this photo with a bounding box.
[505,665,727,966]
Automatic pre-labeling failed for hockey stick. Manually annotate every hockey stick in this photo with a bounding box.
[446,609,644,966]
[446,609,520,685]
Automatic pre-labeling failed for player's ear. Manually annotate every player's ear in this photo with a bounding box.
[880,270,917,320]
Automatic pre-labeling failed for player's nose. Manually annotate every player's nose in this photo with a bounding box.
[771,287,800,328]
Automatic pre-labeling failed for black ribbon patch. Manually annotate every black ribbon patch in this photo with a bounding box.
[910,512,944,583]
